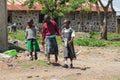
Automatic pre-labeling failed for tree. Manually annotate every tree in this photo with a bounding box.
[95,0,115,40]
[23,0,85,18]
[23,0,115,40]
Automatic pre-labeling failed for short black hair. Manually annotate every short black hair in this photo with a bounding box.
[44,14,51,20]
[64,19,71,24]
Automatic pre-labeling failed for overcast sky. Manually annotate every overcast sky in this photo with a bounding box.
[101,0,120,15]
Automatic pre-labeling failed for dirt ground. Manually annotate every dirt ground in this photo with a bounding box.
[0,46,120,80]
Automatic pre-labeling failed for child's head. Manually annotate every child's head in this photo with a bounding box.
[63,19,70,28]
[44,15,51,23]
[26,19,34,28]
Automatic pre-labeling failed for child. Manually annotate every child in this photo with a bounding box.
[42,15,63,64]
[25,19,40,60]
[62,19,76,68]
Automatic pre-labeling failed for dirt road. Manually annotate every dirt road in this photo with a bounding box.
[0,46,120,80]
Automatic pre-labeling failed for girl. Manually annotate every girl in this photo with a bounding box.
[25,19,40,60]
[42,15,63,64]
[62,19,76,68]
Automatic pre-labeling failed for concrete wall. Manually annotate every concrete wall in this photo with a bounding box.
[0,0,8,52]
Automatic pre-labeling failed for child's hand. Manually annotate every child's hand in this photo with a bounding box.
[61,36,64,42]
[44,53,47,57]
[68,40,72,44]
[25,40,27,44]
[68,37,74,45]
[37,34,40,37]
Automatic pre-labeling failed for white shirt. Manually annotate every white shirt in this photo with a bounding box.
[64,27,75,37]
[13,23,16,26]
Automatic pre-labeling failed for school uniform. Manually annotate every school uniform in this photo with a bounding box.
[62,27,76,59]
[26,27,39,51]
[42,20,62,54]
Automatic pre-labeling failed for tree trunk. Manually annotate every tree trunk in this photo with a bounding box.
[116,18,120,34]
[98,0,112,40]
[100,11,107,40]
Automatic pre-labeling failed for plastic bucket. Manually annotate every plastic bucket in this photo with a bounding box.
[3,49,18,57]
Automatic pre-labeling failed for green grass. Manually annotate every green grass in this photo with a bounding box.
[74,38,107,47]
[8,30,25,41]
[19,60,49,68]
[32,60,48,66]
[8,30,120,47]
[19,62,33,68]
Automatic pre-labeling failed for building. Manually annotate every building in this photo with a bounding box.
[59,5,116,32]
[7,0,116,32]
[7,0,43,30]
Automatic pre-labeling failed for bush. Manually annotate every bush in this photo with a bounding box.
[8,30,120,47]
[75,38,106,47]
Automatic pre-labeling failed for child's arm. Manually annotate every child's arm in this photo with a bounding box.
[25,29,28,42]
[68,29,75,44]
[68,37,74,44]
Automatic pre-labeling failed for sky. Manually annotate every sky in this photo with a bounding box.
[101,0,120,16]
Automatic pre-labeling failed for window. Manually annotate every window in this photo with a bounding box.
[8,12,12,23]
[87,13,92,20]
[39,13,44,23]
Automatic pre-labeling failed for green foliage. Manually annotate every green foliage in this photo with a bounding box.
[19,60,48,67]
[89,32,95,38]
[32,60,48,66]
[22,0,35,8]
[69,0,85,10]
[89,32,100,39]
[107,33,120,40]
[8,30,120,47]
[23,0,99,18]
[8,30,25,41]
[74,32,120,47]
[74,37,106,47]
[59,0,69,4]
[89,0,98,3]
[23,0,86,18]
[19,62,33,68]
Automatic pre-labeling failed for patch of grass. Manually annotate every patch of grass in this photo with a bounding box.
[108,32,120,40]
[8,30,25,41]
[32,60,48,66]
[114,78,120,80]
[73,32,120,47]
[56,35,62,45]
[19,62,33,68]
[19,60,49,68]
[8,30,120,47]
[74,37,107,47]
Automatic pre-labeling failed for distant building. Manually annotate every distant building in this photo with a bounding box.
[59,5,116,32]
[7,0,43,30]
[7,0,116,32]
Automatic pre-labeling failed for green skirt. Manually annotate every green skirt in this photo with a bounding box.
[27,39,40,51]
